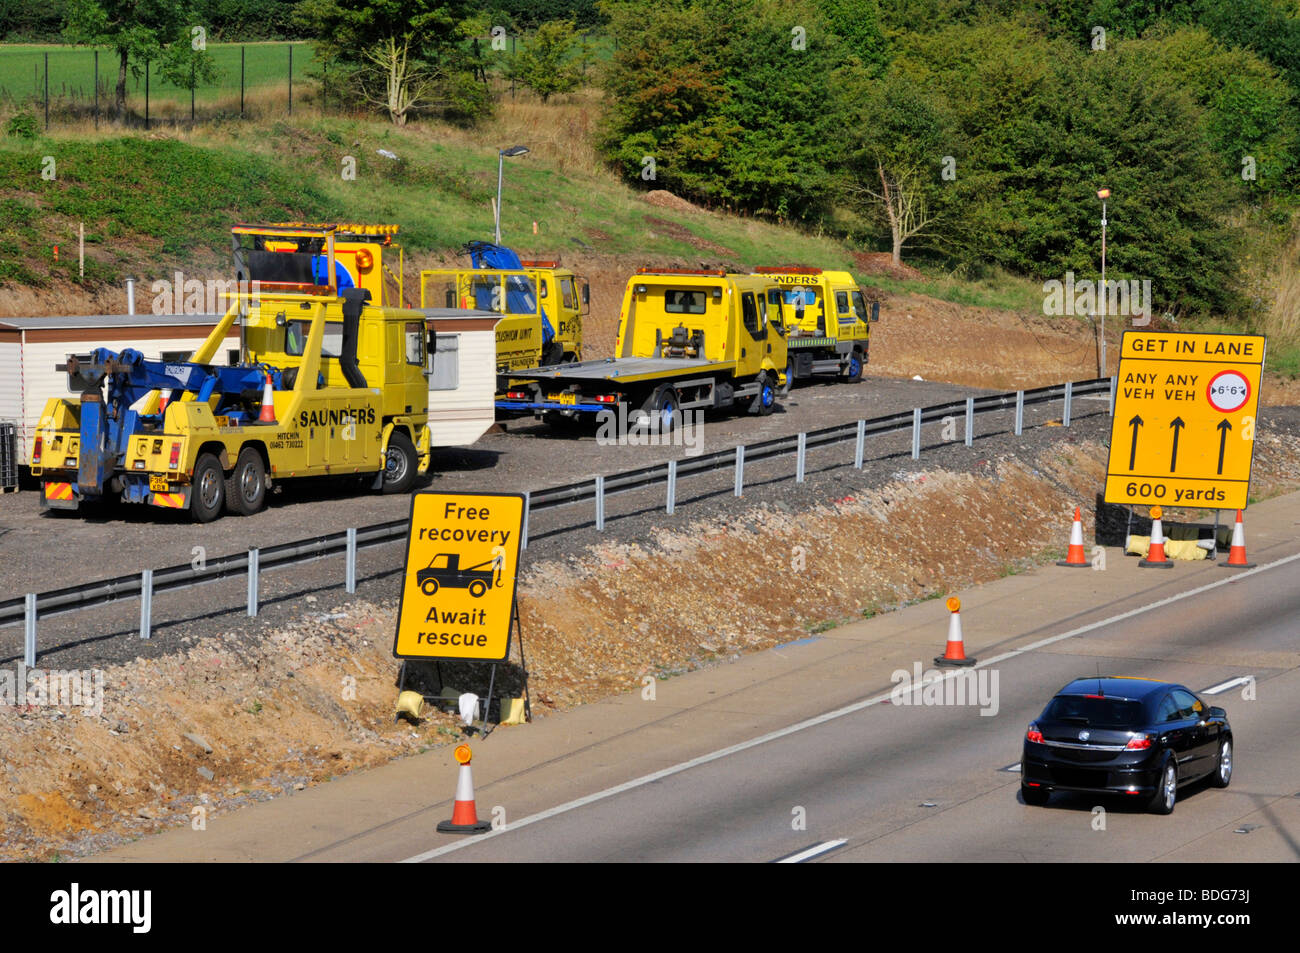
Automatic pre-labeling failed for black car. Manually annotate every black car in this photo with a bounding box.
[1021,677,1232,814]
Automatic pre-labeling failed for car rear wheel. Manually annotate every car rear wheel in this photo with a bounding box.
[1150,761,1177,814]
[1021,783,1050,806]
[1210,738,1232,788]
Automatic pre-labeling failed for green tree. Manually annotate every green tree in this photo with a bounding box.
[63,0,193,120]
[509,19,584,102]
[294,0,488,123]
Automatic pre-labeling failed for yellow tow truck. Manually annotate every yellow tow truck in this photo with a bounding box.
[419,242,585,373]
[496,268,788,427]
[754,267,877,387]
[31,223,434,521]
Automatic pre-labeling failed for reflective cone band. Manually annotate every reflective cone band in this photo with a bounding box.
[1222,510,1255,569]
[935,597,976,667]
[1058,506,1089,567]
[436,744,491,835]
[1139,506,1173,568]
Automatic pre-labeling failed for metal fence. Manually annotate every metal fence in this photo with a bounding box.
[0,376,1115,665]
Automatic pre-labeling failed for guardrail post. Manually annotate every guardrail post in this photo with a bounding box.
[1015,391,1024,436]
[595,476,605,531]
[964,397,974,447]
[1108,376,1117,417]
[24,593,36,667]
[1063,381,1073,427]
[796,433,807,483]
[854,420,865,469]
[911,408,922,460]
[247,548,259,618]
[666,460,676,514]
[345,528,357,594]
[520,491,530,550]
[140,570,153,640]
[734,445,745,497]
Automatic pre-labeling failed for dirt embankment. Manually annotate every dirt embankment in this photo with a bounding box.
[5,424,1300,861]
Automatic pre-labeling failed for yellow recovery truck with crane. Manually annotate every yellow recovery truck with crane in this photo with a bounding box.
[30,223,435,521]
[495,268,788,427]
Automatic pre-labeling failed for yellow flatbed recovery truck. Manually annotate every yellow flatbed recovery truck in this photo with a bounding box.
[31,223,434,521]
[754,266,877,386]
[495,268,788,427]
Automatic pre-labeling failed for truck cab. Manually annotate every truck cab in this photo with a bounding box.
[753,267,876,385]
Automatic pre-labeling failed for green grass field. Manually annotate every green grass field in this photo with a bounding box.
[0,42,315,107]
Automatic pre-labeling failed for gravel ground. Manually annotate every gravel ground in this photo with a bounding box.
[10,387,1296,673]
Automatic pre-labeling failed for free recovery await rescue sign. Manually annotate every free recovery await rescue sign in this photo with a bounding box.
[393,492,525,661]
[1104,331,1265,511]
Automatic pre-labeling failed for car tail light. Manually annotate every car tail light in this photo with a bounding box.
[1125,735,1152,750]
[594,394,617,404]
[1026,724,1043,744]
[32,437,42,464]
[505,391,528,400]
[169,442,181,469]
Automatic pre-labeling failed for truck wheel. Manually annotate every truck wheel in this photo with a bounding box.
[780,359,795,396]
[382,431,417,495]
[469,580,488,598]
[643,386,680,432]
[747,372,776,416]
[842,349,863,383]
[224,447,267,516]
[420,578,439,597]
[542,342,564,366]
[190,453,225,523]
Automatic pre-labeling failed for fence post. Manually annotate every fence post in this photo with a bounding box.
[190,62,195,122]
[965,397,974,447]
[911,408,921,460]
[595,475,604,531]
[666,460,676,514]
[1109,376,1117,417]
[24,593,36,667]
[1015,391,1024,436]
[145,59,150,130]
[140,570,153,640]
[288,45,293,116]
[44,53,48,130]
[93,50,98,129]
[796,433,807,483]
[854,419,866,469]
[247,548,259,617]
[241,46,245,118]
[520,491,530,550]
[734,445,745,497]
[1063,381,1073,427]
[345,528,356,594]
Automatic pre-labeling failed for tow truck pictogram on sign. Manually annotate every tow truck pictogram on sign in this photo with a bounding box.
[418,554,504,598]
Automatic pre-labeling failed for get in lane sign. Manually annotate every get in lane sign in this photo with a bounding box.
[393,492,524,661]
[1104,331,1265,511]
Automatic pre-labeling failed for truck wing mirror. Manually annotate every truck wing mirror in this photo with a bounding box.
[582,283,590,305]
[871,301,880,322]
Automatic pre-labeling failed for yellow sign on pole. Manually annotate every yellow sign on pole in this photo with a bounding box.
[1104,331,1265,511]
[393,492,525,661]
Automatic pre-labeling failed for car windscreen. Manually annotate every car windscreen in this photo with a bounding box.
[1043,695,1144,728]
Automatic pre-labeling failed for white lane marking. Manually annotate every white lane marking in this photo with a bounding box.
[1000,763,1022,773]
[401,550,1300,863]
[1202,676,1254,695]
[774,839,847,864]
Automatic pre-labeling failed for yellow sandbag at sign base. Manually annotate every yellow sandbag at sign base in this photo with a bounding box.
[1125,535,1208,561]
[499,696,527,725]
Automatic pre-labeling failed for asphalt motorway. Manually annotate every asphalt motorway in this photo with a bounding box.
[100,489,1300,864]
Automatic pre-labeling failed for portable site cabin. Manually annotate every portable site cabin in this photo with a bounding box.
[0,313,239,470]
[0,307,501,481]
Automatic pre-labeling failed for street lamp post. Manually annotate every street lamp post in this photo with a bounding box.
[495,145,530,244]
[1097,187,1110,376]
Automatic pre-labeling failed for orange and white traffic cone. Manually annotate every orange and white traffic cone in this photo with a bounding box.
[436,744,492,835]
[1139,505,1173,568]
[934,596,976,667]
[258,372,277,424]
[1221,510,1255,569]
[1057,506,1089,567]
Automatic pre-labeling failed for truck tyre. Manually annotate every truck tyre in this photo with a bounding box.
[747,372,776,416]
[469,580,489,598]
[382,430,418,495]
[781,359,795,396]
[190,453,226,523]
[421,578,440,597]
[224,447,267,516]
[643,385,680,432]
[542,342,565,366]
[842,349,864,383]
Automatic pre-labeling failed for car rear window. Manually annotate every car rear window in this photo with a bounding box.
[1044,695,1144,728]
